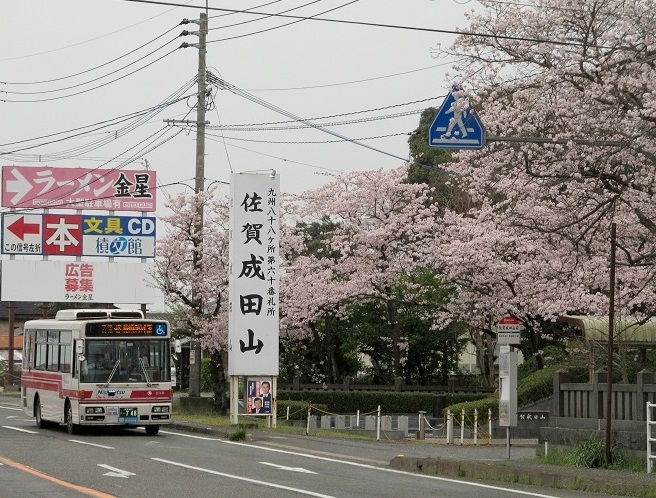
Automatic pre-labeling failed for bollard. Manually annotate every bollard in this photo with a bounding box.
[356,409,360,428]
[418,411,426,440]
[306,403,312,436]
[446,409,454,444]
[286,406,290,421]
[460,409,465,445]
[474,408,478,446]
[376,405,381,441]
[488,408,492,445]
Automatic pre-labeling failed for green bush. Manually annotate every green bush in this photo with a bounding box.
[200,357,212,392]
[229,427,247,441]
[445,395,499,420]
[446,361,587,419]
[275,361,584,419]
[570,438,624,468]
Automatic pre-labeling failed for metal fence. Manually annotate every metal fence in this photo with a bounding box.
[554,369,656,422]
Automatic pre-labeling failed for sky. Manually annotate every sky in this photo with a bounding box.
[0,0,481,310]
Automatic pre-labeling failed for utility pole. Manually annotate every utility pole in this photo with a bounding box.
[606,222,616,465]
[185,12,207,398]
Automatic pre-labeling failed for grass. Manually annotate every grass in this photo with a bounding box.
[537,445,646,473]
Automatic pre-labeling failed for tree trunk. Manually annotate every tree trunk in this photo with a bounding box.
[208,350,228,414]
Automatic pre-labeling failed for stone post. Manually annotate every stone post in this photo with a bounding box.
[636,369,653,421]
[553,369,570,417]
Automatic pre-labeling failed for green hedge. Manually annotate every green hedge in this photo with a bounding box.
[277,390,488,414]
[446,362,588,419]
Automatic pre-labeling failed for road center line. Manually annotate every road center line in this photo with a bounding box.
[152,457,335,498]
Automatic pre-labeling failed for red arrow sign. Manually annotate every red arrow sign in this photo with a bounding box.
[7,216,41,240]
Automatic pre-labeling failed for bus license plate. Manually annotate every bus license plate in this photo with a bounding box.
[119,407,138,423]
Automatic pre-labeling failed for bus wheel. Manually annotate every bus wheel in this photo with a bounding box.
[145,425,160,436]
[35,397,48,429]
[65,402,77,435]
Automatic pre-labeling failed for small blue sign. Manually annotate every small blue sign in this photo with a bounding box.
[81,215,156,237]
[428,87,485,149]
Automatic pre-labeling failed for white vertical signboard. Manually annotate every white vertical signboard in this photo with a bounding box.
[228,172,280,376]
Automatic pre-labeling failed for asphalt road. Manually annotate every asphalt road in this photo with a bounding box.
[0,394,616,498]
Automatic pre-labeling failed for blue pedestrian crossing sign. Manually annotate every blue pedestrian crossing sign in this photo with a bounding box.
[428,86,485,149]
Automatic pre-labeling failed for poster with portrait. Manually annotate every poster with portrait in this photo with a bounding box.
[247,377,273,415]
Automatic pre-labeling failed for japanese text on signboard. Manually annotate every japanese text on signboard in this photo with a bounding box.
[229,173,280,376]
[1,166,157,212]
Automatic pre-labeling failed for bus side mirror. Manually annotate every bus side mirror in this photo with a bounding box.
[76,342,84,354]
[175,339,182,353]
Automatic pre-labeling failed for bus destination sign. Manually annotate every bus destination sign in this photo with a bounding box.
[86,321,168,337]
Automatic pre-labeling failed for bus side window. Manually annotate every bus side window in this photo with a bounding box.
[72,340,78,377]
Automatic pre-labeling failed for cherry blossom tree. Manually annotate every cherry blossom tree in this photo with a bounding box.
[281,165,453,378]
[151,187,230,409]
[425,0,656,371]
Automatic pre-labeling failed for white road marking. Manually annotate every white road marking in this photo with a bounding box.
[153,458,334,498]
[259,461,316,474]
[98,464,135,478]
[6,415,18,419]
[0,405,22,411]
[70,440,114,450]
[159,430,571,498]
[2,426,38,434]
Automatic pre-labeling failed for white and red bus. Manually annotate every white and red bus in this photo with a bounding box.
[21,309,173,435]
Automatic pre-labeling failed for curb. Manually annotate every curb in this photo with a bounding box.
[389,456,656,497]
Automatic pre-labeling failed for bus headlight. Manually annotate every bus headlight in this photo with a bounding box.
[85,407,105,414]
[152,406,170,413]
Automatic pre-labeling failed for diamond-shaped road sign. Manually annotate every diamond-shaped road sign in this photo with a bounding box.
[428,87,485,149]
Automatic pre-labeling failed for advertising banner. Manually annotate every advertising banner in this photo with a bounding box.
[2,213,156,257]
[228,172,280,376]
[0,260,154,303]
[1,166,157,212]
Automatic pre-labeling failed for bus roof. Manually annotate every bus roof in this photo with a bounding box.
[54,309,145,320]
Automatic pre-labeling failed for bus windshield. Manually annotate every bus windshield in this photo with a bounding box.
[81,339,170,384]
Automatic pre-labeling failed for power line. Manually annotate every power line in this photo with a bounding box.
[0,26,180,86]
[120,0,599,48]
[0,1,194,62]
[207,73,444,170]
[0,48,180,103]
[208,0,360,44]
[242,61,455,91]
[210,0,328,31]
[204,97,438,130]
[207,131,409,144]
[205,110,422,132]
[0,79,196,157]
